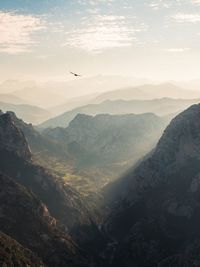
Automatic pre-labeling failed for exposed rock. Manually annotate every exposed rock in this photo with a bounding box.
[0,111,104,253]
[0,232,45,267]
[0,112,31,159]
[103,104,200,266]
[0,173,89,267]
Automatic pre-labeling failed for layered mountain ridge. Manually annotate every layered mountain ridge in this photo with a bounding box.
[42,112,168,192]
[2,99,200,266]
[39,97,199,128]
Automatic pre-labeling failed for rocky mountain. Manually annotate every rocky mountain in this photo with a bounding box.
[0,101,51,124]
[5,111,72,166]
[39,97,199,128]
[0,232,45,267]
[102,103,200,266]
[0,111,101,246]
[43,113,168,191]
[0,112,31,159]
[0,173,89,267]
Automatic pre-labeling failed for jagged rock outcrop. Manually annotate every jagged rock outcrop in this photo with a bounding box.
[6,111,72,163]
[103,104,200,267]
[0,112,31,159]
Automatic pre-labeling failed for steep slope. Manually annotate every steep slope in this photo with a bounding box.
[39,97,199,128]
[0,174,89,267]
[43,113,168,191]
[0,111,98,242]
[0,101,51,124]
[6,111,73,166]
[103,103,200,267]
[0,232,44,267]
[0,112,31,159]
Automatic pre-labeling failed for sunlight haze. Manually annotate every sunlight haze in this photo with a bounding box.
[1,0,200,84]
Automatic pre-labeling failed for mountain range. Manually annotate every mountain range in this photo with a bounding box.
[39,97,200,128]
[48,82,200,117]
[0,76,148,109]
[0,101,51,124]
[0,111,107,266]
[94,83,200,102]
[2,78,200,266]
[42,112,168,193]
[1,79,200,129]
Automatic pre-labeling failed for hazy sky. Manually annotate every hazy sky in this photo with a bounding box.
[0,0,200,82]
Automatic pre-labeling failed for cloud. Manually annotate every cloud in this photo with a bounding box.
[88,0,114,5]
[0,11,45,54]
[190,0,200,5]
[78,0,114,6]
[171,13,200,23]
[63,15,146,53]
[164,47,191,52]
[149,1,171,10]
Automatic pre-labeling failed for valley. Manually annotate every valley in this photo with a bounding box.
[1,0,200,265]
[1,81,200,267]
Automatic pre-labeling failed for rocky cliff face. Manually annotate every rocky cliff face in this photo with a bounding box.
[0,232,45,267]
[104,104,200,267]
[0,112,31,159]
[0,174,89,267]
[6,111,72,163]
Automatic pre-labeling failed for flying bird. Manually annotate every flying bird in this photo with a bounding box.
[69,71,82,77]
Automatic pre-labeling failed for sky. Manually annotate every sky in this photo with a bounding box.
[0,0,200,82]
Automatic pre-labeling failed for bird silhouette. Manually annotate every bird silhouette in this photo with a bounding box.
[70,71,82,77]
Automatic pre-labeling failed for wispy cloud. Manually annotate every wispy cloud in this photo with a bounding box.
[64,15,146,53]
[78,0,114,6]
[149,0,171,10]
[190,0,200,5]
[164,47,191,52]
[0,11,45,54]
[171,13,200,23]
